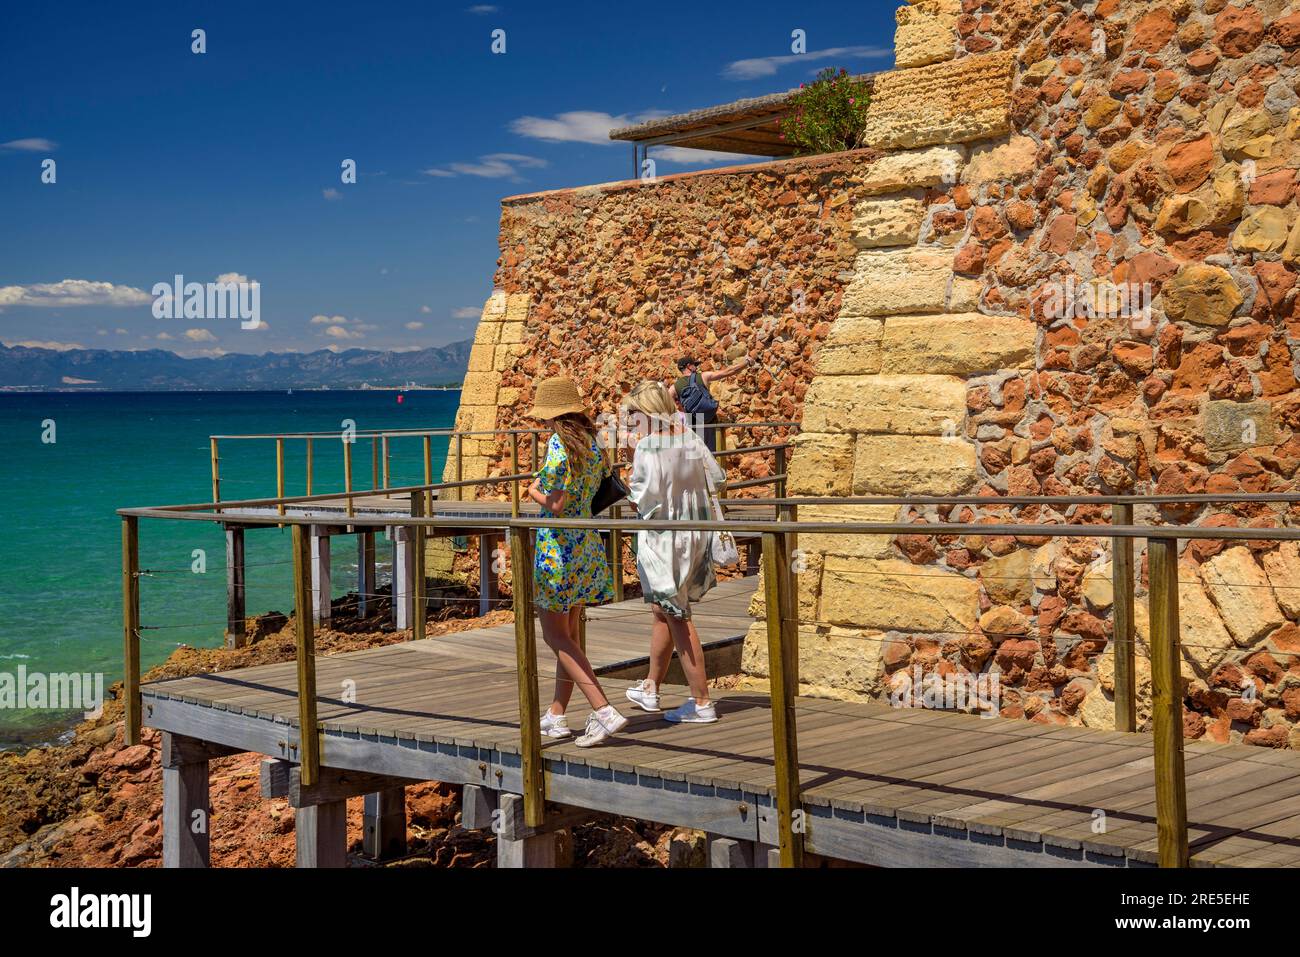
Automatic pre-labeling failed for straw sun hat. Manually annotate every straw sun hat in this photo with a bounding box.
[528,376,589,420]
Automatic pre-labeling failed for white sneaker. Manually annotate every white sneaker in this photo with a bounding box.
[625,680,661,713]
[575,705,628,748]
[664,698,717,724]
[540,710,571,738]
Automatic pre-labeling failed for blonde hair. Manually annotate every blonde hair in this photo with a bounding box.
[550,412,599,472]
[624,380,677,420]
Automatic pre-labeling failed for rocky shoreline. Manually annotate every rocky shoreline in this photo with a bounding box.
[0,603,697,868]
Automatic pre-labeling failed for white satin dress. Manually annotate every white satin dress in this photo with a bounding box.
[626,424,725,620]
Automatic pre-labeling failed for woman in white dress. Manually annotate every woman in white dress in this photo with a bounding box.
[620,380,724,724]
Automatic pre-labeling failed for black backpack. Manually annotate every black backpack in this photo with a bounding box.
[678,372,719,417]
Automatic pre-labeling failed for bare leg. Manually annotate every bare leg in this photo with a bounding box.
[539,607,609,712]
[646,607,675,690]
[550,606,584,713]
[663,609,709,703]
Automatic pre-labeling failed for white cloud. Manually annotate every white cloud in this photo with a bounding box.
[0,279,152,309]
[310,314,347,325]
[650,146,763,165]
[114,328,128,335]
[324,324,364,340]
[451,306,481,319]
[1,339,83,351]
[423,153,546,180]
[1,138,57,152]
[323,187,342,201]
[420,305,432,314]
[156,332,175,340]
[184,328,217,342]
[405,321,424,330]
[214,272,257,286]
[721,46,891,81]
[509,110,668,145]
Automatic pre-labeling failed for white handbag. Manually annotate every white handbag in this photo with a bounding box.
[704,469,740,567]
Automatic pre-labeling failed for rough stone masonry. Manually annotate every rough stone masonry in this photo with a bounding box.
[451,0,1300,750]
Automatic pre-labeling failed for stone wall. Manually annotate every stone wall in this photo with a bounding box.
[452,0,1300,750]
[742,0,1300,751]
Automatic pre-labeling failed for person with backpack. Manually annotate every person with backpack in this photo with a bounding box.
[669,355,753,452]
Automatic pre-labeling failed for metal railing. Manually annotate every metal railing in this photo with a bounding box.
[207,419,799,508]
[117,483,1300,868]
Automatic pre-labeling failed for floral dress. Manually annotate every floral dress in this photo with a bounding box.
[533,433,613,612]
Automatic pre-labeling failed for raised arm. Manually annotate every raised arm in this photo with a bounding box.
[702,356,752,384]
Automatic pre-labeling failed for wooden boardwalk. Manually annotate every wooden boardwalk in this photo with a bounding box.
[139,578,1300,868]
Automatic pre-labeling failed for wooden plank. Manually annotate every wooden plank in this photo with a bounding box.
[1111,503,1136,732]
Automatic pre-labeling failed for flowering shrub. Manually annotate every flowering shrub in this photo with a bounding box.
[778,68,871,156]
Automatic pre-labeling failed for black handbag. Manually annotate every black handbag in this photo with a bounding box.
[591,469,629,516]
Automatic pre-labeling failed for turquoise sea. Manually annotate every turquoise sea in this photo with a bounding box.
[0,390,460,748]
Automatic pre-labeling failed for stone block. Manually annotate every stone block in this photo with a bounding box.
[880,314,1036,374]
[894,0,959,69]
[841,249,954,317]
[819,556,979,633]
[459,371,500,406]
[962,136,1038,187]
[851,197,926,248]
[1135,568,1234,677]
[786,433,855,496]
[815,316,883,375]
[474,320,503,345]
[499,321,527,345]
[1262,543,1300,619]
[467,342,496,373]
[1200,546,1285,647]
[802,374,967,435]
[859,145,966,196]
[504,293,529,321]
[797,503,898,561]
[1161,264,1243,327]
[1204,400,1278,451]
[481,291,508,321]
[862,52,1015,150]
[851,435,978,495]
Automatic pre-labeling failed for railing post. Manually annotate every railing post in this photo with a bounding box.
[609,503,624,603]
[276,437,286,517]
[343,438,355,518]
[1112,504,1136,733]
[510,433,521,517]
[530,432,539,476]
[761,529,803,868]
[717,426,728,500]
[210,438,220,510]
[423,434,433,514]
[509,525,545,829]
[305,437,314,497]
[371,436,379,490]
[382,435,391,490]
[1148,535,1188,868]
[774,444,787,501]
[410,493,426,641]
[456,433,465,502]
[292,524,321,787]
[121,516,142,746]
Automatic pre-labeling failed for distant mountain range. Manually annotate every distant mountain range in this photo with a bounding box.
[0,340,473,391]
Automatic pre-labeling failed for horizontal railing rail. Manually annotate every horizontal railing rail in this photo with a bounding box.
[119,487,1300,868]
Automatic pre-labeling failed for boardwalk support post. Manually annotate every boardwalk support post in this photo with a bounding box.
[310,526,331,626]
[161,732,213,868]
[292,524,321,788]
[1112,504,1136,732]
[1148,534,1188,868]
[762,529,803,868]
[479,533,499,617]
[225,524,247,648]
[509,525,545,829]
[363,787,408,860]
[122,515,141,746]
[357,530,375,619]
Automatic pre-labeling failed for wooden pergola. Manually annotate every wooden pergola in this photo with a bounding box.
[608,74,879,174]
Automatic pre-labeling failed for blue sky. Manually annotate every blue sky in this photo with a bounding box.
[0,0,897,357]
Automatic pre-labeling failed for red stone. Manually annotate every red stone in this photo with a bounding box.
[1249,168,1297,206]
[1214,4,1266,57]
[1131,8,1176,51]
[1272,12,1300,47]
[1041,213,1077,254]
[1163,134,1215,193]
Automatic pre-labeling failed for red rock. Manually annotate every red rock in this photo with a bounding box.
[996,638,1040,671]
[1271,12,1300,47]
[1113,340,1153,375]
[1041,213,1077,253]
[1132,8,1176,51]
[1163,134,1214,193]
[1249,168,1297,206]
[1214,4,1265,57]
[1244,726,1289,748]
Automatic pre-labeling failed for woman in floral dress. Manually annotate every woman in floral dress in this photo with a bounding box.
[524,376,627,748]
